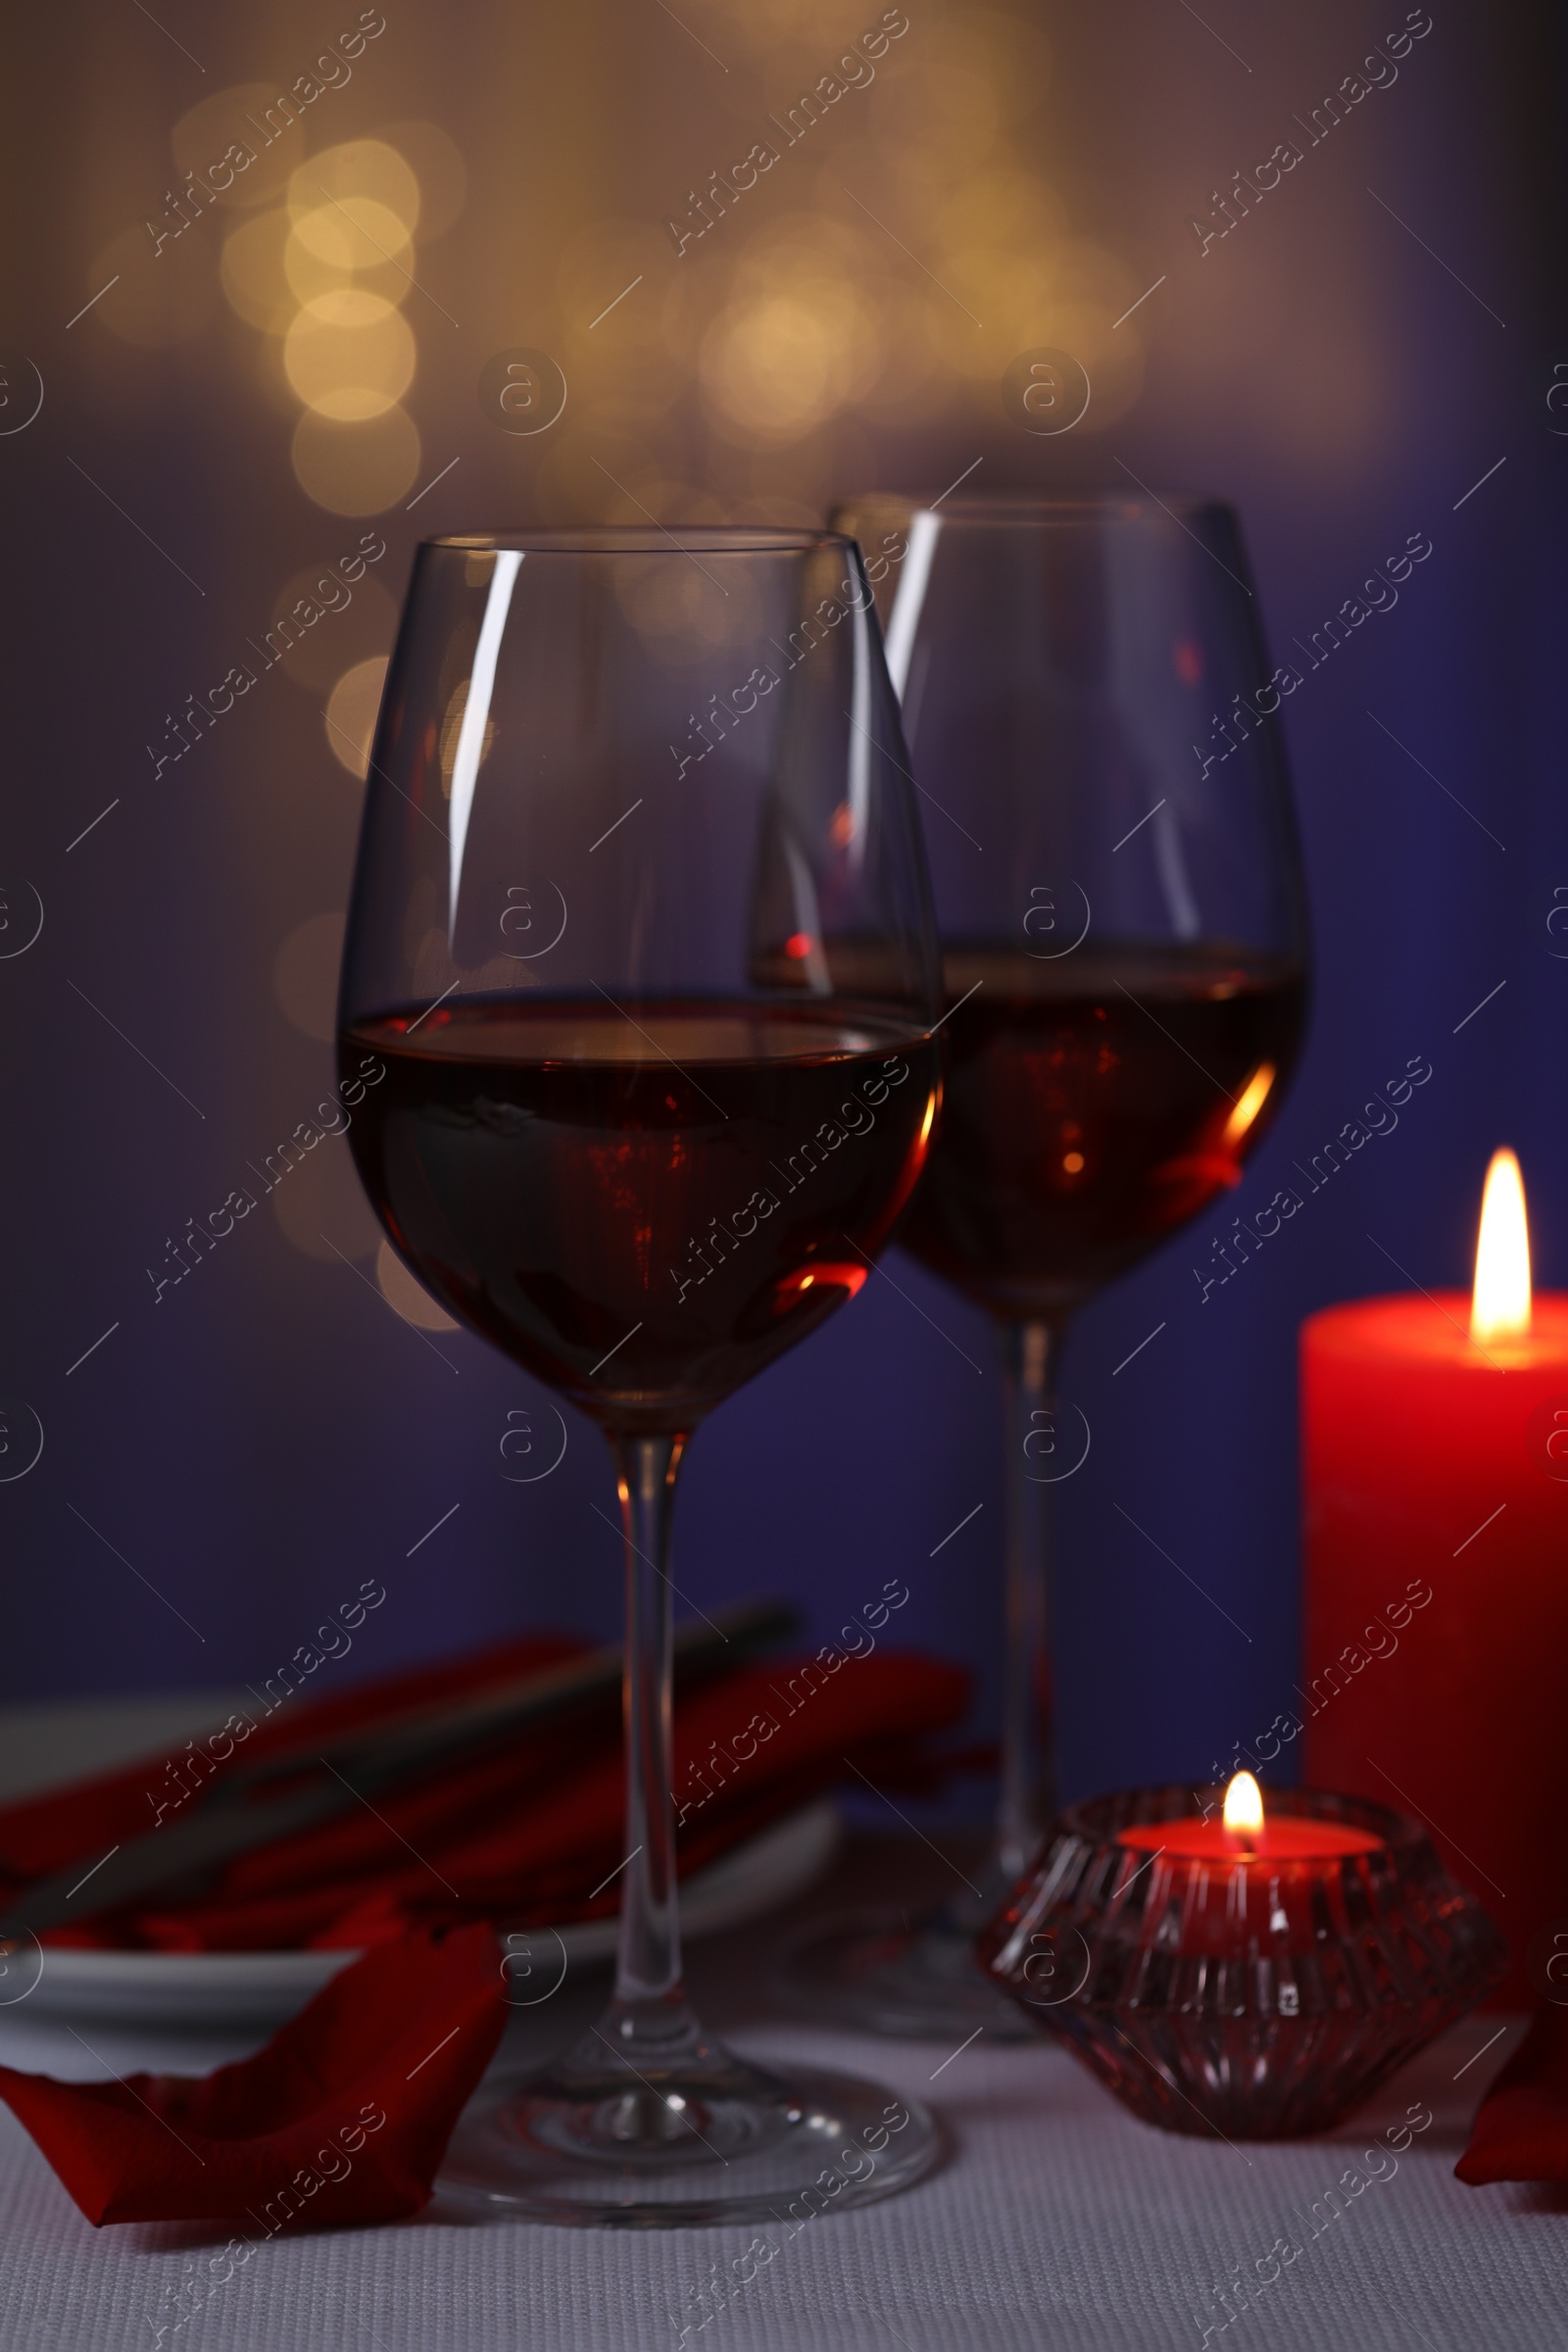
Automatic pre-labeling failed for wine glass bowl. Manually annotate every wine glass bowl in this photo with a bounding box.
[848,492,1307,1332]
[337,527,943,2221]
[339,529,939,1422]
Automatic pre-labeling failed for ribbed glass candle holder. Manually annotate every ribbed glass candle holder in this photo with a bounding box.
[978,1785,1505,2139]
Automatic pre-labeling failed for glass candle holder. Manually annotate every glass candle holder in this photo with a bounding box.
[977,1785,1506,2139]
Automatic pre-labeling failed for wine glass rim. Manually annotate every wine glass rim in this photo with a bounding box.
[424,526,855,556]
[831,490,1232,525]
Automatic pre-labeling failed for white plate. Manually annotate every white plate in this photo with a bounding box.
[0,1691,840,2028]
[20,1801,840,2027]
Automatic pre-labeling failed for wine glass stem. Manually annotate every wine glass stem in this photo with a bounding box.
[996,1318,1066,1883]
[609,1433,688,2029]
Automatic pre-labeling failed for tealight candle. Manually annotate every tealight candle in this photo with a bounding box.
[980,1776,1502,2138]
[1117,1770,1384,1862]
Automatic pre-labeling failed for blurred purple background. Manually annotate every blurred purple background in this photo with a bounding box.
[0,0,1559,1819]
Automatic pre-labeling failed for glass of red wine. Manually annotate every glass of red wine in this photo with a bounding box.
[336,528,942,2223]
[784,491,1310,2036]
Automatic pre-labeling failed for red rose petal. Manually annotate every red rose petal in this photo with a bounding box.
[0,1924,506,2228]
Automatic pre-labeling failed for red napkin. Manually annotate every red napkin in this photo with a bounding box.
[0,1924,505,2228]
[1456,2004,1568,2184]
[0,1635,969,1951]
[0,1631,970,2231]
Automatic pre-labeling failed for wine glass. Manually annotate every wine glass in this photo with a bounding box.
[786,491,1310,2035]
[337,527,942,2224]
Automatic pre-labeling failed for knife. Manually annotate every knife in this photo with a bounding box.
[0,1595,798,1939]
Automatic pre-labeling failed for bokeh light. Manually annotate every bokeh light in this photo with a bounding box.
[376,1239,458,1330]
[171,85,298,210]
[324,658,390,777]
[612,554,761,660]
[291,404,421,514]
[696,217,886,444]
[271,1137,382,1262]
[270,565,397,691]
[290,196,414,279]
[211,130,432,517]
[283,224,410,313]
[702,290,872,441]
[220,209,296,332]
[87,225,218,348]
[379,120,467,239]
[291,141,421,238]
[283,289,416,418]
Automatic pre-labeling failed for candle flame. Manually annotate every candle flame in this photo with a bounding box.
[1221,1062,1276,1152]
[1223,1771,1264,1837]
[1471,1148,1531,1343]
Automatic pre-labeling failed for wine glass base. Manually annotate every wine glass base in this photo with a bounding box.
[439,2047,938,2228]
[780,1912,1036,2041]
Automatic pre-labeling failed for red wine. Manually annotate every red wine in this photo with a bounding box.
[898,945,1305,1319]
[342,1000,940,1431]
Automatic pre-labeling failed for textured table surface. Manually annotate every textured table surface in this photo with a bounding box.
[0,1699,1559,2352]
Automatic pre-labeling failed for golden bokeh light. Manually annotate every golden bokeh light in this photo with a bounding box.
[380,120,467,240]
[188,2,1139,520]
[271,1136,383,1263]
[220,208,296,332]
[581,2,1139,462]
[282,202,415,314]
[284,289,416,418]
[86,225,218,348]
[290,405,421,515]
[694,217,887,443]
[290,195,414,278]
[612,550,761,659]
[291,141,421,237]
[713,0,869,45]
[863,10,1052,160]
[270,564,397,692]
[865,51,1004,170]
[281,225,409,313]
[682,211,938,448]
[701,296,826,438]
[376,1239,458,1331]
[324,657,390,778]
[920,233,1136,382]
[226,202,413,334]
[171,84,297,210]
[291,404,420,514]
[930,166,1069,263]
[205,136,435,519]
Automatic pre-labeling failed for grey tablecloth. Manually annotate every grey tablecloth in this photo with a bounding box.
[0,1699,1558,2351]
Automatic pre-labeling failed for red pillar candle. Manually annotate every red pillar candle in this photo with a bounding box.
[1302,1151,1568,2006]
